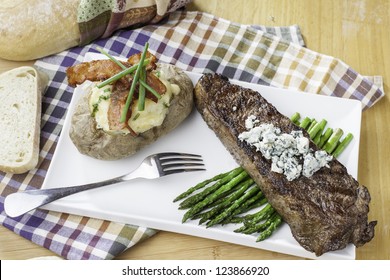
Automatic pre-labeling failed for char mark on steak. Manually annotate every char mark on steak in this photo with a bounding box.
[194,73,376,256]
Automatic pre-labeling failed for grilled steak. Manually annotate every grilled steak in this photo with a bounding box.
[194,73,376,256]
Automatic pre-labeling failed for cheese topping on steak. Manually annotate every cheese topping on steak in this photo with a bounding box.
[238,115,332,181]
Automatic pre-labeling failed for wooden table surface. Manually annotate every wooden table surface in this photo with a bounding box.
[0,0,389,260]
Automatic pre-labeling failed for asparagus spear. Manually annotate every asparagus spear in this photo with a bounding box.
[227,191,266,217]
[173,170,231,202]
[178,167,244,209]
[182,170,249,222]
[313,125,325,145]
[221,196,268,225]
[206,185,259,227]
[323,128,344,154]
[236,210,277,234]
[290,112,300,124]
[318,127,333,149]
[332,133,353,158]
[308,119,327,139]
[299,117,312,130]
[306,119,317,133]
[197,178,254,224]
[243,203,274,226]
[205,178,254,209]
[256,213,283,241]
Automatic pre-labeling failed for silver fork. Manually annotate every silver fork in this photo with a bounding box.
[4,152,205,218]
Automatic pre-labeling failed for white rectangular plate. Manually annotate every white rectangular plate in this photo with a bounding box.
[41,53,362,259]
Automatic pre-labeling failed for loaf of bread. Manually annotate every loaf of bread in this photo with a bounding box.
[0,66,48,174]
[0,0,192,61]
[0,0,80,61]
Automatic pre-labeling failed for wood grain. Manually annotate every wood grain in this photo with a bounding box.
[0,0,389,260]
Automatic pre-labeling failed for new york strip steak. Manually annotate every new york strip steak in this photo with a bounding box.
[194,73,376,256]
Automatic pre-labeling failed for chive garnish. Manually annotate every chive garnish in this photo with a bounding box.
[96,47,127,70]
[120,42,150,123]
[139,79,162,100]
[96,43,164,123]
[91,103,99,117]
[90,93,111,117]
[132,113,140,121]
[96,59,149,89]
[138,66,146,111]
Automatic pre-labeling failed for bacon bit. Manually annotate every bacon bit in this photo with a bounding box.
[127,51,157,71]
[145,72,166,102]
[66,60,131,87]
[106,80,137,136]
[108,81,131,131]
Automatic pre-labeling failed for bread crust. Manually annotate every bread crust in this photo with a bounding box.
[0,0,80,61]
[69,64,194,160]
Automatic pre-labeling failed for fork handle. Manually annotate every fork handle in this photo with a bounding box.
[4,177,123,218]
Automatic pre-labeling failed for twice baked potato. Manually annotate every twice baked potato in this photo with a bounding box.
[68,62,194,160]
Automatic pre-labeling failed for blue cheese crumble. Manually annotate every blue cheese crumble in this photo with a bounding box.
[238,115,332,181]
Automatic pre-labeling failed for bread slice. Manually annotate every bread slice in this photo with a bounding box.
[0,66,48,174]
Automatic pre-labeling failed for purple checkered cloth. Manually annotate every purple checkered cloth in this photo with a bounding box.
[0,11,384,260]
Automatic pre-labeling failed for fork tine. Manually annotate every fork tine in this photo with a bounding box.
[156,152,202,159]
[156,152,204,165]
[159,157,203,165]
[162,168,206,175]
[162,162,205,170]
[153,152,205,176]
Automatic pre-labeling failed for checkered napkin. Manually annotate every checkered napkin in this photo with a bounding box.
[0,11,384,260]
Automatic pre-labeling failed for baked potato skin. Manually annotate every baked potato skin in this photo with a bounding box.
[69,64,194,160]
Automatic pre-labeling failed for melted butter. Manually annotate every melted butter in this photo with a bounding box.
[89,84,112,132]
